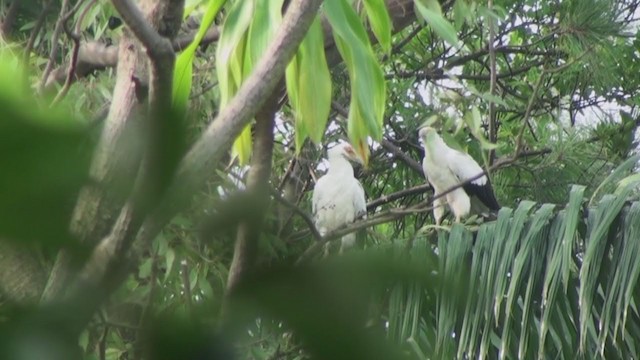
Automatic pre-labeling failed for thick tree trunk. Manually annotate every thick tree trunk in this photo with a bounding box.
[0,0,20,39]
[0,239,46,303]
[41,35,147,302]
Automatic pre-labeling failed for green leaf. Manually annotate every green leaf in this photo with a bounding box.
[243,0,284,72]
[538,186,585,356]
[216,0,255,104]
[579,188,632,352]
[165,248,176,282]
[589,154,640,205]
[286,18,332,148]
[325,0,386,162]
[198,276,215,299]
[285,54,306,152]
[139,258,153,279]
[452,0,471,30]
[414,0,461,47]
[617,173,640,192]
[216,0,284,164]
[232,125,253,165]
[463,107,498,150]
[501,204,555,358]
[362,0,393,53]
[173,0,227,111]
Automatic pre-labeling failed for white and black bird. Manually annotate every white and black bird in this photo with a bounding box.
[418,127,500,225]
[312,142,367,253]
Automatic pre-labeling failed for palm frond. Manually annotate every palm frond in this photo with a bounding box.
[389,183,640,359]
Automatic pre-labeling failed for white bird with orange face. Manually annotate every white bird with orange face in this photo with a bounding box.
[312,142,367,253]
[419,127,500,224]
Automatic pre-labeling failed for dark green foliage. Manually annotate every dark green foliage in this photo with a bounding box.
[0,96,92,247]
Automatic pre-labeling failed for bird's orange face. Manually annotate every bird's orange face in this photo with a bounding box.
[343,144,364,165]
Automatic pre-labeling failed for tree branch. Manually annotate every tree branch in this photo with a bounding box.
[295,201,435,264]
[366,183,431,210]
[0,0,20,39]
[44,27,220,89]
[51,0,100,106]
[37,0,71,93]
[270,188,323,242]
[111,0,174,60]
[225,94,277,299]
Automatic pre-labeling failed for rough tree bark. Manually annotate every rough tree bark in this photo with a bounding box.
[41,0,184,303]
[0,240,46,303]
[0,0,20,39]
[226,96,278,296]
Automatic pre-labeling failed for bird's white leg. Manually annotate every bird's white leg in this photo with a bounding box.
[433,193,446,225]
[447,190,470,223]
[339,234,356,255]
[323,241,332,257]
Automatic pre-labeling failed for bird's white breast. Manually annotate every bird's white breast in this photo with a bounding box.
[422,155,459,191]
[313,174,362,234]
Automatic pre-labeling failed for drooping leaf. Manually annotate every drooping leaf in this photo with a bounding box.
[325,0,386,163]
[414,0,461,47]
[362,0,393,53]
[216,0,256,164]
[452,0,471,29]
[286,18,332,151]
[579,186,633,353]
[538,185,585,357]
[173,0,227,111]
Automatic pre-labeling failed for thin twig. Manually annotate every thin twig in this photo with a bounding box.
[189,81,218,99]
[99,324,108,360]
[295,201,436,264]
[23,0,54,86]
[135,250,158,358]
[487,0,497,165]
[111,0,174,60]
[51,0,98,106]
[270,188,322,241]
[366,183,431,210]
[514,71,546,156]
[38,0,72,93]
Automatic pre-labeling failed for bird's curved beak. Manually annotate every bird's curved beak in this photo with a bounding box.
[347,144,369,167]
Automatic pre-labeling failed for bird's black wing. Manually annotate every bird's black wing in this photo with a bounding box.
[447,150,501,212]
[463,178,500,211]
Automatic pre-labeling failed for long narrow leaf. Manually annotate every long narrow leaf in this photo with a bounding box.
[173,0,227,111]
[324,0,386,162]
[362,0,393,53]
[414,0,461,47]
[538,185,585,357]
[294,19,331,148]
[579,186,633,353]
[500,204,554,360]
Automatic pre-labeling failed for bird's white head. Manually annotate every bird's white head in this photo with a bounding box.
[418,126,438,141]
[327,142,364,165]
